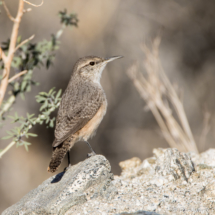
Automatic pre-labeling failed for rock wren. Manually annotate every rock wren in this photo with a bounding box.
[48,55,122,173]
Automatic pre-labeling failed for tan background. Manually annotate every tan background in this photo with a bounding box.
[1,0,215,212]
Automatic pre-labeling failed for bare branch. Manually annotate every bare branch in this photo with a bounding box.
[0,47,7,62]
[0,0,24,107]
[14,34,35,53]
[2,0,15,22]
[8,70,27,83]
[23,0,44,7]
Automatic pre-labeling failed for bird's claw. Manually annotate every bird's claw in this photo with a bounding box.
[87,151,96,158]
[64,164,72,172]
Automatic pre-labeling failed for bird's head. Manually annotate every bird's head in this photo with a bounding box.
[73,56,123,84]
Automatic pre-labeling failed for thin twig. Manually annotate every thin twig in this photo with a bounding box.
[8,70,27,83]
[0,47,6,62]
[14,35,35,53]
[0,141,16,158]
[23,0,44,7]
[0,100,60,158]
[2,0,15,22]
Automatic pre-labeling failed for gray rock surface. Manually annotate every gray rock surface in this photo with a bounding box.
[2,155,116,215]
[3,148,215,215]
[154,148,195,181]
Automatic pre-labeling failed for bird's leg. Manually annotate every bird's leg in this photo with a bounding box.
[85,141,96,157]
[67,151,71,165]
[64,151,71,172]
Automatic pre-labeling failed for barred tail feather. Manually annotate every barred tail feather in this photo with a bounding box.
[47,140,71,173]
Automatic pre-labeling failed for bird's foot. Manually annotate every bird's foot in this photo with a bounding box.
[64,164,72,172]
[87,151,96,158]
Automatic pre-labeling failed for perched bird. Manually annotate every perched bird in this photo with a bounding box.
[48,55,122,173]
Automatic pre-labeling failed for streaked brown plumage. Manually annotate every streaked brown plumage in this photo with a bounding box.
[48,55,122,173]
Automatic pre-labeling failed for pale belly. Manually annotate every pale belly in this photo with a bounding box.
[75,101,107,141]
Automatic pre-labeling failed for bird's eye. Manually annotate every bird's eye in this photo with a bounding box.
[89,61,95,66]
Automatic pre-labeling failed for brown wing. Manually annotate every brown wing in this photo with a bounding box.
[52,86,104,147]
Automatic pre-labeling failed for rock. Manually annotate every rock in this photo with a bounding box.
[190,148,215,167]
[2,155,116,215]
[117,211,161,215]
[119,157,142,170]
[153,148,195,182]
[119,157,142,178]
[3,148,215,215]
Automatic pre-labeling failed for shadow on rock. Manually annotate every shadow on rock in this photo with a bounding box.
[51,171,66,183]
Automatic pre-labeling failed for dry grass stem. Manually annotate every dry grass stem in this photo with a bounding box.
[199,108,211,151]
[127,37,199,153]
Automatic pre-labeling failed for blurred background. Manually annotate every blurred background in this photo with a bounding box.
[1,0,215,212]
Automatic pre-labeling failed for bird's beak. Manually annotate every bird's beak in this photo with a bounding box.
[104,56,123,64]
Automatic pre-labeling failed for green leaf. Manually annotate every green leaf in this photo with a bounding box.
[48,88,55,96]
[27,133,38,137]
[40,100,48,111]
[49,118,55,127]
[39,92,48,96]
[35,95,46,103]
[26,85,31,92]
[21,81,27,91]
[14,118,19,123]
[56,89,62,99]
[24,144,29,151]
[6,130,14,135]
[27,113,35,119]
[17,35,22,44]
[23,141,31,151]
[2,136,12,140]
[20,93,25,100]
[45,116,50,124]
[15,112,19,118]
[11,57,22,69]
[8,115,15,120]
